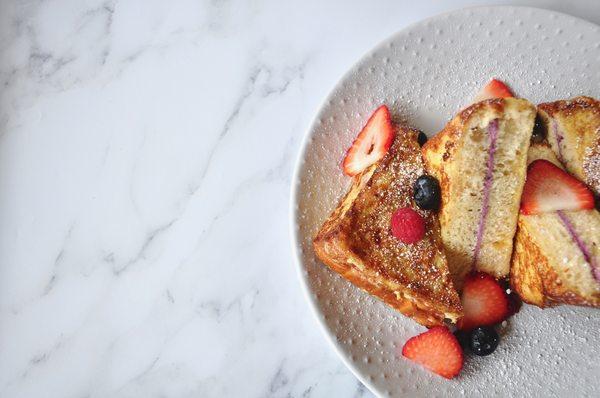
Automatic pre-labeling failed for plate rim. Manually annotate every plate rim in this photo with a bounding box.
[288,5,600,397]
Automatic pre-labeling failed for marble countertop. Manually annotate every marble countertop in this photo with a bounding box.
[1,1,599,397]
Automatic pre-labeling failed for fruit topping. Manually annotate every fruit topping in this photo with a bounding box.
[520,159,595,215]
[402,326,464,379]
[417,131,428,147]
[469,326,499,356]
[459,272,509,331]
[343,105,395,176]
[413,175,441,211]
[391,207,426,244]
[473,78,514,102]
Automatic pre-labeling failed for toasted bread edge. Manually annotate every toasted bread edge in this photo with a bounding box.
[313,137,462,327]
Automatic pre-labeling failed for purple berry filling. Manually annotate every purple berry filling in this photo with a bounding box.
[552,119,565,163]
[557,210,600,284]
[472,119,499,267]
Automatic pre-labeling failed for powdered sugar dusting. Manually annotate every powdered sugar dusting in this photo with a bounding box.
[292,6,600,397]
[558,210,600,283]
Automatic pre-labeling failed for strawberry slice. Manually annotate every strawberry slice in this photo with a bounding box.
[342,105,395,176]
[473,78,514,102]
[401,326,464,379]
[459,272,509,331]
[520,159,595,215]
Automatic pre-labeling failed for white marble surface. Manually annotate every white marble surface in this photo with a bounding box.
[1,1,599,397]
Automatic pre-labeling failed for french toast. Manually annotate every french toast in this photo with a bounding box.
[422,98,536,286]
[511,143,600,308]
[538,96,600,195]
[313,126,462,327]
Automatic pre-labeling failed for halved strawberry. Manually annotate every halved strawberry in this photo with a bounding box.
[520,159,595,215]
[401,326,463,379]
[459,272,509,331]
[342,105,395,176]
[473,78,514,102]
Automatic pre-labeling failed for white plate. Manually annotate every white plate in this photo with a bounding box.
[290,6,600,398]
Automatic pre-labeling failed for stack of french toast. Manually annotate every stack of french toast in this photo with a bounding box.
[313,79,600,379]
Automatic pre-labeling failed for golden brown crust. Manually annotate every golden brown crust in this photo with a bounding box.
[538,96,600,115]
[423,99,507,168]
[511,216,600,308]
[313,126,462,327]
[510,218,552,307]
[313,239,455,326]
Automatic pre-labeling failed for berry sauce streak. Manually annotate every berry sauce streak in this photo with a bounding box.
[472,119,499,267]
[557,210,600,283]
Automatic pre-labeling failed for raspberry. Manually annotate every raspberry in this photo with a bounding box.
[391,207,425,244]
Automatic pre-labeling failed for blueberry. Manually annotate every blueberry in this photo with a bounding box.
[413,175,441,211]
[531,114,546,143]
[417,131,428,147]
[469,326,499,356]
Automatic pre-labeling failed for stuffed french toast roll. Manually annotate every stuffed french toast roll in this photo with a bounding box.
[423,98,535,287]
[511,143,600,308]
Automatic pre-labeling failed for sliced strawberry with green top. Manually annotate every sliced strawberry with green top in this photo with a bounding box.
[520,159,595,215]
[473,78,514,102]
[342,105,395,176]
[402,326,464,379]
[459,272,509,331]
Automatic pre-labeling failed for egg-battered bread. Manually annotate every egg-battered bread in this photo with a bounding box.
[511,143,600,308]
[313,126,462,327]
[422,98,535,287]
[538,96,600,195]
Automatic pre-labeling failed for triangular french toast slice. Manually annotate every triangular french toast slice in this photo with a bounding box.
[510,143,600,308]
[538,96,600,196]
[422,98,536,287]
[313,126,462,327]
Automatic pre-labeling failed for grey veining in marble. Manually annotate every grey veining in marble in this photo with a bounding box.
[1,0,599,397]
